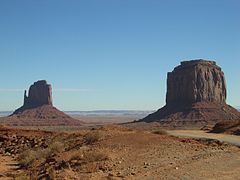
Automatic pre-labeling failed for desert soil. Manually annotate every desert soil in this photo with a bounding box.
[89,128,240,180]
[0,125,240,179]
[0,155,23,179]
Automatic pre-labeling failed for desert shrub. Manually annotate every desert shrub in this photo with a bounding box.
[19,148,51,168]
[19,149,39,168]
[48,141,65,154]
[70,150,108,163]
[82,151,109,173]
[84,131,102,145]
[68,148,109,173]
[153,129,168,135]
[83,151,108,162]
[19,141,64,168]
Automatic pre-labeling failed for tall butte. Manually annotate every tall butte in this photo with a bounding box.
[7,80,82,126]
[141,60,240,127]
[15,80,53,113]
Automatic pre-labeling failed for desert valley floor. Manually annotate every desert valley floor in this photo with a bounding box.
[0,121,240,180]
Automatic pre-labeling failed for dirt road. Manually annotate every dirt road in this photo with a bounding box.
[167,130,240,146]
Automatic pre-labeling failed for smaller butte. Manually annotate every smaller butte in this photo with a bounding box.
[3,80,82,126]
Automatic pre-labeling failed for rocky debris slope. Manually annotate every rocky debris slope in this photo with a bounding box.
[0,126,53,156]
[141,60,240,127]
[211,120,240,135]
[2,105,82,126]
[1,80,82,126]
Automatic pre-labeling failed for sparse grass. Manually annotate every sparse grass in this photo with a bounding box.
[18,149,40,168]
[81,151,109,173]
[152,129,168,135]
[70,150,108,163]
[49,141,65,153]
[69,150,109,173]
[84,131,102,145]
[18,141,64,168]
[83,151,109,163]
[14,173,29,180]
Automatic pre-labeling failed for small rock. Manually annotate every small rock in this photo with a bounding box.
[5,152,11,156]
[108,173,114,177]
[70,160,78,164]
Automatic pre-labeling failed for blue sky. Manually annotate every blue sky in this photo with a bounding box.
[0,0,239,111]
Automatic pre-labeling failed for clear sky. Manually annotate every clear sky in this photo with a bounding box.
[0,0,239,111]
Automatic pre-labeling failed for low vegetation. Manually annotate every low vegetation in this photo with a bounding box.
[152,129,168,135]
[83,131,102,144]
[18,141,65,168]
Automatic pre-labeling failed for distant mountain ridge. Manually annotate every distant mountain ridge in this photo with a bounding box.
[0,110,154,118]
[0,111,12,117]
[65,110,154,118]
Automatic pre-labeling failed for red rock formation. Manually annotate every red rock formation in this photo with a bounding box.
[13,80,53,114]
[24,80,53,107]
[8,80,82,126]
[141,60,240,127]
[166,60,226,105]
[211,120,240,135]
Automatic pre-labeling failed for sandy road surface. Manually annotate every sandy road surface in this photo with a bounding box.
[168,130,240,146]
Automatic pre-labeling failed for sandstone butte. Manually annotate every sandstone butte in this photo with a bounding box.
[141,59,240,128]
[3,80,82,126]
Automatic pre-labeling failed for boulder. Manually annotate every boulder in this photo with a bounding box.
[210,120,240,135]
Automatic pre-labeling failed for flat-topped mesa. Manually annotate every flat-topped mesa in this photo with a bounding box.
[181,59,216,66]
[141,59,240,127]
[166,59,226,105]
[23,80,53,108]
[174,60,220,71]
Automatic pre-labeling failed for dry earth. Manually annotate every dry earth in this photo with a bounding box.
[0,125,240,180]
[0,155,24,180]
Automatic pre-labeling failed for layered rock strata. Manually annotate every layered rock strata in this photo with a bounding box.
[141,60,240,127]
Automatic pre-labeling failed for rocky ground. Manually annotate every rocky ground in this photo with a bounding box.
[0,124,240,180]
[211,120,240,135]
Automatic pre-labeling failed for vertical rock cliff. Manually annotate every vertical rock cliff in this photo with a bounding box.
[23,80,53,108]
[141,60,240,127]
[166,60,226,105]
